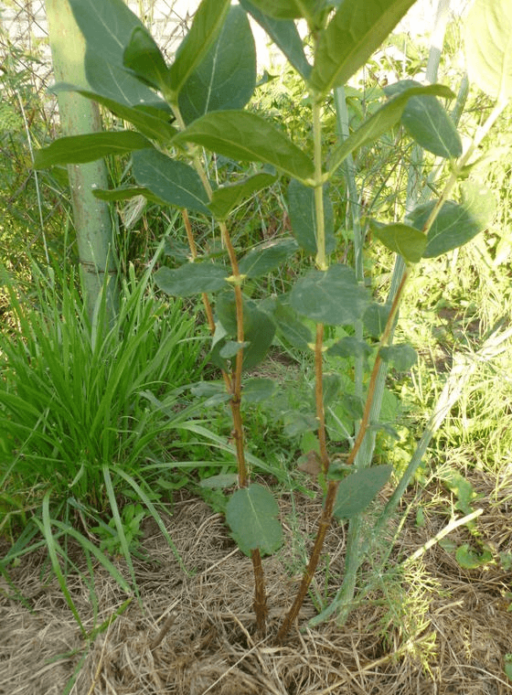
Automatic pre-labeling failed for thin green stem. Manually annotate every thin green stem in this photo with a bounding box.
[313,101,327,270]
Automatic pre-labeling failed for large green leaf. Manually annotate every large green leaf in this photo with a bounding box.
[332,465,393,520]
[384,80,462,158]
[290,265,369,325]
[33,131,152,168]
[154,264,228,297]
[225,483,283,556]
[68,0,145,65]
[274,301,313,350]
[179,6,257,124]
[370,221,427,264]
[239,239,298,279]
[85,52,167,108]
[123,26,169,91]
[288,180,335,255]
[328,336,372,359]
[406,183,495,258]
[310,0,418,96]
[52,84,176,143]
[68,0,165,107]
[240,0,312,78]
[465,0,512,101]
[215,294,276,371]
[328,84,455,175]
[208,171,277,220]
[243,378,277,403]
[173,110,315,181]
[167,0,231,101]
[132,149,210,214]
[244,0,320,20]
[379,344,417,371]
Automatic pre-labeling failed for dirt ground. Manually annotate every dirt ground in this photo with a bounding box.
[1,472,512,695]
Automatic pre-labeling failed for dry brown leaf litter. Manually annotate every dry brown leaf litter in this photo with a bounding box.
[1,475,511,695]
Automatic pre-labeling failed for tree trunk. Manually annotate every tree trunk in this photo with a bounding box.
[45,0,118,322]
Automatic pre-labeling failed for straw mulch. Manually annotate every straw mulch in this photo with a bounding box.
[1,471,511,695]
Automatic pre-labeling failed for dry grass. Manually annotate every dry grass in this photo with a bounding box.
[1,473,512,695]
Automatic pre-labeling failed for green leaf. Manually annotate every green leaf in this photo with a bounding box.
[370,221,427,264]
[239,239,298,279]
[310,0,418,96]
[220,341,250,358]
[208,171,277,220]
[154,264,228,297]
[505,655,512,682]
[288,180,335,255]
[329,83,455,174]
[323,373,342,407]
[52,84,177,143]
[132,149,210,214]
[244,0,317,20]
[68,0,145,65]
[179,6,257,124]
[406,184,495,258]
[215,295,276,371]
[274,301,313,350]
[328,336,372,359]
[199,474,238,489]
[174,111,315,181]
[33,131,152,168]
[284,411,318,437]
[123,26,169,90]
[168,0,231,100]
[363,302,391,339]
[333,465,393,520]
[92,186,164,205]
[243,378,277,403]
[384,80,462,158]
[85,51,167,108]
[455,544,493,569]
[240,0,312,78]
[225,483,283,556]
[290,265,369,325]
[379,344,417,371]
[465,0,512,101]
[340,394,364,420]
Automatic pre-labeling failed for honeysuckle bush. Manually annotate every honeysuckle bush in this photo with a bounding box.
[33,0,512,639]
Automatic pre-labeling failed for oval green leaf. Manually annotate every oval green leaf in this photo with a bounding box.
[290,265,369,325]
[333,465,393,520]
[239,239,298,279]
[243,378,277,403]
[465,0,512,101]
[179,5,257,124]
[167,0,231,100]
[371,221,427,264]
[384,80,462,158]
[132,149,210,214]
[225,483,283,557]
[155,264,228,297]
[379,344,417,371]
[208,170,277,220]
[173,110,315,181]
[123,26,169,90]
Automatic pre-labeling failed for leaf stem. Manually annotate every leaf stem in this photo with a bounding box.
[315,324,329,474]
[313,101,327,270]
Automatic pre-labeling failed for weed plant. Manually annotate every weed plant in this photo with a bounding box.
[0,259,211,612]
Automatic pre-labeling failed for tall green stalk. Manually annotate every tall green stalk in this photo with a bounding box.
[45,0,118,322]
